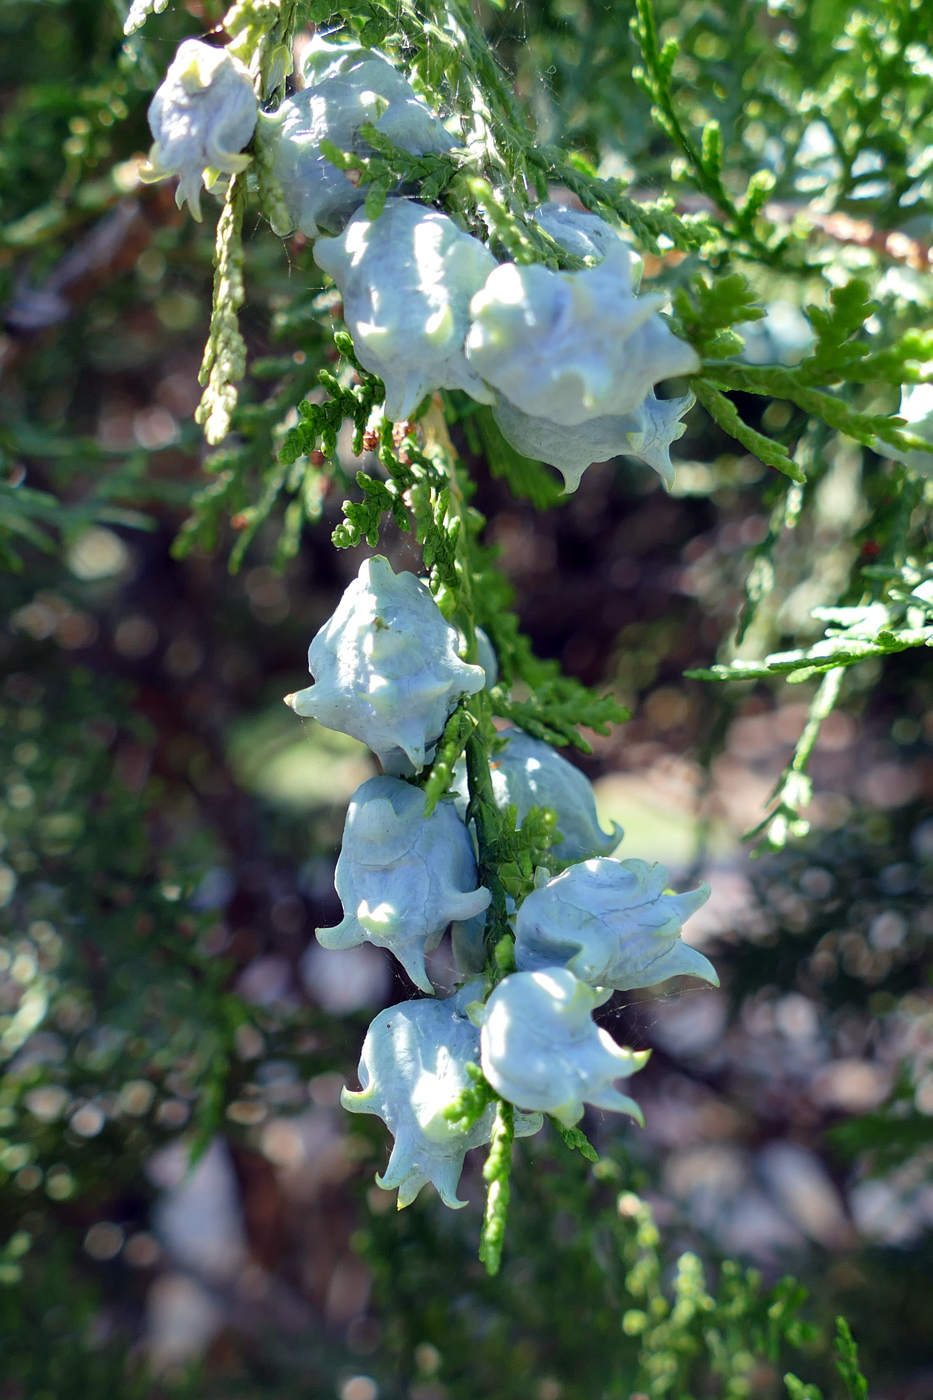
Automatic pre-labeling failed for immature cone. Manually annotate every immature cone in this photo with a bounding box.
[478,968,649,1127]
[285,555,485,772]
[532,202,631,263]
[268,38,456,238]
[342,982,541,1208]
[142,39,258,220]
[317,776,491,994]
[493,388,695,493]
[466,243,699,426]
[314,198,497,421]
[455,726,620,864]
[514,857,716,991]
[878,383,933,476]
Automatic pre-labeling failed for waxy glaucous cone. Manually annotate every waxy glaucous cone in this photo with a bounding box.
[514,857,716,991]
[315,198,497,421]
[143,39,258,219]
[342,983,541,1208]
[532,202,633,263]
[465,241,699,426]
[493,387,695,493]
[269,39,456,239]
[478,968,649,1127]
[317,776,491,994]
[453,727,620,863]
[285,555,485,773]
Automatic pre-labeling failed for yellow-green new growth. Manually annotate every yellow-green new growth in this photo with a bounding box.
[195,173,248,446]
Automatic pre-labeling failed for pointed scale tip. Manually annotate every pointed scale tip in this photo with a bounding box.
[624,1097,645,1128]
[340,1084,372,1114]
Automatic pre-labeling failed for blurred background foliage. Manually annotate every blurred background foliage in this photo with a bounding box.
[2,0,933,1397]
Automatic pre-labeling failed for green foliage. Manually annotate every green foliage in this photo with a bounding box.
[278,337,385,468]
[686,467,933,848]
[734,479,804,646]
[360,1142,846,1400]
[829,1076,933,1175]
[176,316,342,569]
[741,667,845,854]
[552,1119,599,1163]
[677,269,933,487]
[0,483,65,570]
[194,174,249,446]
[0,663,332,1241]
[489,677,630,754]
[693,379,803,482]
[784,1375,823,1400]
[673,274,767,362]
[702,359,932,456]
[783,1316,870,1400]
[319,121,460,221]
[464,723,560,940]
[0,481,151,572]
[493,805,561,902]
[478,1097,513,1277]
[442,1060,495,1133]
[621,1201,823,1399]
[630,0,774,255]
[331,426,455,584]
[690,546,933,688]
[834,1318,869,1400]
[0,1227,30,1287]
[802,281,877,383]
[0,1245,157,1399]
[420,703,477,817]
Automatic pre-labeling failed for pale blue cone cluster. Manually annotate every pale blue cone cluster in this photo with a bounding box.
[342,982,541,1207]
[305,187,696,488]
[464,853,714,1127]
[318,776,491,994]
[147,36,699,491]
[143,33,716,1210]
[476,968,649,1127]
[314,199,497,421]
[143,40,258,220]
[285,554,485,772]
[267,39,457,239]
[283,563,531,1210]
[513,857,717,991]
[284,557,666,1196]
